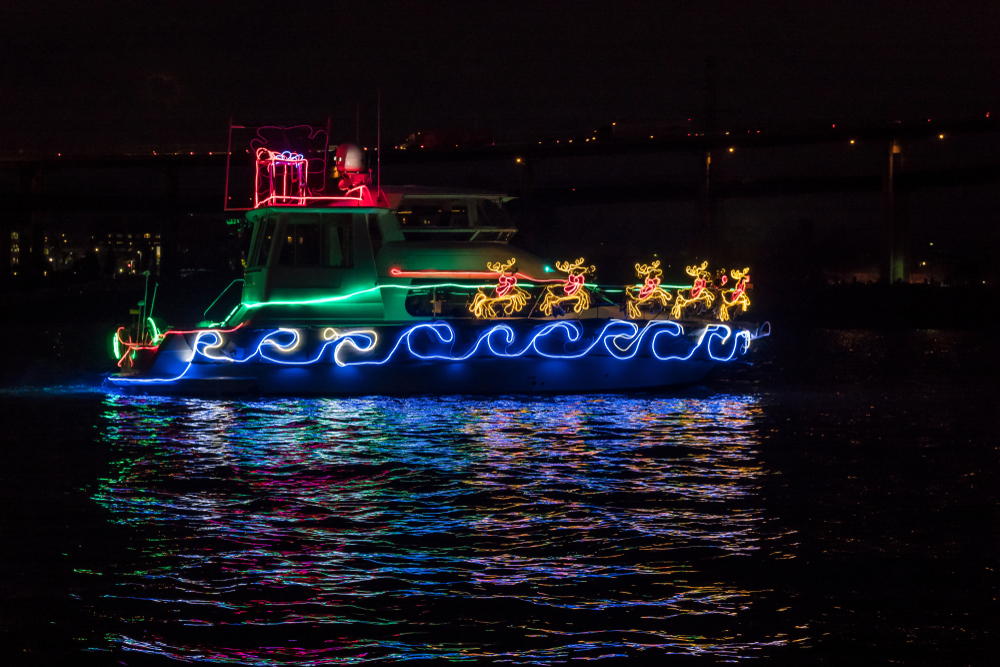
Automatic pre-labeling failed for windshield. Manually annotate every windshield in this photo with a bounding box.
[249,213,356,268]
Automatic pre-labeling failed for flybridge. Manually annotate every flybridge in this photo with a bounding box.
[226,123,388,210]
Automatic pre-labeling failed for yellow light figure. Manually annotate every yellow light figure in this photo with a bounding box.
[670,261,715,319]
[717,267,751,322]
[538,258,596,316]
[469,258,531,318]
[624,260,673,319]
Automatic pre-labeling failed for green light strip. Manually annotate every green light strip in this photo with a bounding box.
[146,317,162,343]
[243,283,484,309]
[241,282,703,310]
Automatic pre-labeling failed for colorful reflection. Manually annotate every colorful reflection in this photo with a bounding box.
[89,394,800,662]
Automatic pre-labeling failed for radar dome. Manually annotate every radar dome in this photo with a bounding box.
[332,143,366,174]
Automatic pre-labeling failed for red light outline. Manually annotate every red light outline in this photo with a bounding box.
[389,268,563,283]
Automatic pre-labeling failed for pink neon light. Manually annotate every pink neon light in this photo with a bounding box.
[731,276,748,300]
[255,148,309,207]
[389,268,563,283]
[497,274,518,297]
[564,273,585,296]
[637,276,660,300]
[691,277,707,299]
[254,185,384,208]
[248,125,334,208]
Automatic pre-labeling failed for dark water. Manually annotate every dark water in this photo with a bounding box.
[1,329,997,665]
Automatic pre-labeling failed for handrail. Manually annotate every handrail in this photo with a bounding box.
[203,279,245,319]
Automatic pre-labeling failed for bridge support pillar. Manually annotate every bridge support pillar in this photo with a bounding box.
[883,140,909,283]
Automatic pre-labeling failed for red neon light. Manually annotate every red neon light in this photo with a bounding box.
[114,322,248,369]
[637,276,660,300]
[115,327,157,368]
[690,277,707,299]
[731,275,748,300]
[254,184,378,209]
[497,274,518,297]
[255,149,309,207]
[389,268,563,283]
[564,272,585,296]
[162,323,246,337]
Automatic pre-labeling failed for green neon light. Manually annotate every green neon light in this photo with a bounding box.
[243,283,485,309]
[543,265,554,273]
[221,304,241,326]
[146,317,162,343]
[241,283,708,312]
[237,282,706,311]
[112,332,120,358]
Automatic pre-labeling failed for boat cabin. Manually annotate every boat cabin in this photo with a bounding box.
[236,187,550,325]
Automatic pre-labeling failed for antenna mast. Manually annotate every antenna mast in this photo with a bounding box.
[377,89,381,201]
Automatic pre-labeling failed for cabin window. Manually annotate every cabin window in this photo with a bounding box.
[404,287,477,318]
[278,214,322,267]
[250,216,278,267]
[323,214,354,268]
[368,215,383,258]
[475,199,511,227]
[398,202,469,228]
[255,213,357,268]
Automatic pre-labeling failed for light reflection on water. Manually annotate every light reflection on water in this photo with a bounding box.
[91,394,796,663]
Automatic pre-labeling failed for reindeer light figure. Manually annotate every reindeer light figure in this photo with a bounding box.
[624,260,673,319]
[670,261,715,319]
[538,258,596,316]
[469,258,532,318]
[717,267,751,322]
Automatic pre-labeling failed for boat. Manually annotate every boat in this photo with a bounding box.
[106,130,768,395]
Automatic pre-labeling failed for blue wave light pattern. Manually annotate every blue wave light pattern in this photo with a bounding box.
[108,320,754,385]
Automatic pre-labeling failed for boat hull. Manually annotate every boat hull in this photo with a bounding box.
[106,319,764,396]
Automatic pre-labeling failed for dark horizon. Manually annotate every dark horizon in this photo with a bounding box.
[2,1,999,154]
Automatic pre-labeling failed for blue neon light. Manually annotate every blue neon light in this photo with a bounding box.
[108,320,755,386]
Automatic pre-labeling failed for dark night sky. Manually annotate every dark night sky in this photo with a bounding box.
[2,1,999,153]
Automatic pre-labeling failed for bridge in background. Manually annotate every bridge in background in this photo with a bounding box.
[3,116,999,284]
